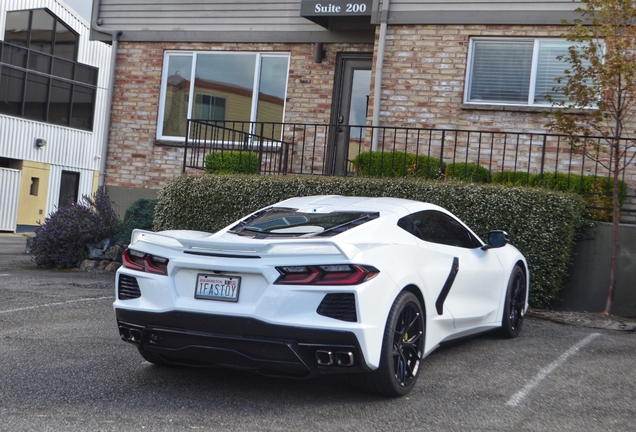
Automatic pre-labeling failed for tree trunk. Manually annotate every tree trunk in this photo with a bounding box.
[604,139,621,316]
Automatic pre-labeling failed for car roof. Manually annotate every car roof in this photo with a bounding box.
[272,195,443,217]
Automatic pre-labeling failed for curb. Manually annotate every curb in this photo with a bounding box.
[527,309,636,332]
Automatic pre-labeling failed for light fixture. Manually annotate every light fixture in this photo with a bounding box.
[314,43,325,63]
[35,138,47,148]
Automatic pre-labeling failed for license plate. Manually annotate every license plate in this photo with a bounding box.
[195,274,240,302]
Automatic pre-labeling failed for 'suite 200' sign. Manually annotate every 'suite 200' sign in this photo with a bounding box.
[300,0,372,16]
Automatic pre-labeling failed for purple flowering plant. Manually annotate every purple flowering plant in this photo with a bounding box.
[31,188,119,269]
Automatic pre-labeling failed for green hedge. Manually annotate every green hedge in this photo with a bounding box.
[492,171,627,221]
[205,150,259,174]
[154,174,591,308]
[353,150,626,222]
[352,152,445,179]
[114,198,158,243]
[445,162,491,183]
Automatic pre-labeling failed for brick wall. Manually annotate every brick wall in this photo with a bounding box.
[105,30,635,220]
[375,24,570,130]
[105,41,373,190]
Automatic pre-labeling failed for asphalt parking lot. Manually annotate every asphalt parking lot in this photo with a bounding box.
[1,233,634,431]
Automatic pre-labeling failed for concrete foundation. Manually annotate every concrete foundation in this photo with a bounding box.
[556,223,636,317]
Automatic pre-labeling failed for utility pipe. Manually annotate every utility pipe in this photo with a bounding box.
[91,0,121,187]
[371,0,391,151]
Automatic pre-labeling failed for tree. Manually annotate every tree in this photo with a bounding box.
[545,0,636,315]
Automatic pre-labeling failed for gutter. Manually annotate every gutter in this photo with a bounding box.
[91,0,121,188]
[371,0,390,151]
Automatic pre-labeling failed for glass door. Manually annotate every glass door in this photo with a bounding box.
[329,53,372,175]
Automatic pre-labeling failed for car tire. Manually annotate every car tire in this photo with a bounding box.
[349,291,425,397]
[498,265,527,339]
[138,348,168,366]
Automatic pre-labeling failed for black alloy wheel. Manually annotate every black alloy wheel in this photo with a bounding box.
[499,265,526,338]
[391,294,424,390]
[349,291,425,397]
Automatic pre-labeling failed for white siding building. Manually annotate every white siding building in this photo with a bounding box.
[0,0,111,232]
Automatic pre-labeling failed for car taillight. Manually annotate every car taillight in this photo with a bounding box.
[275,264,379,285]
[122,249,169,275]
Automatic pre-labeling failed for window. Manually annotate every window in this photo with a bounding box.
[465,38,593,106]
[30,177,39,196]
[194,94,226,122]
[0,68,25,116]
[0,9,97,130]
[58,171,79,208]
[5,9,77,60]
[229,207,378,238]
[158,52,290,140]
[398,211,481,249]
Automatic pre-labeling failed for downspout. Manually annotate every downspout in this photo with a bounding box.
[91,0,121,187]
[371,0,390,151]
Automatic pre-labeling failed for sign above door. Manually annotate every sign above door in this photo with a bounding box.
[300,0,373,28]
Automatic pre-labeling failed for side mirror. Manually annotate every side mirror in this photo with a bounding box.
[482,230,509,250]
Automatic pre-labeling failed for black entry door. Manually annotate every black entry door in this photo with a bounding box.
[329,53,372,175]
[58,171,80,208]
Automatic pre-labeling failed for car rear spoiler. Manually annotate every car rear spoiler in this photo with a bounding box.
[130,229,358,259]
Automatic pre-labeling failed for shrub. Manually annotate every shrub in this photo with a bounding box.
[492,171,533,186]
[114,198,158,243]
[31,189,119,269]
[204,151,259,174]
[154,174,591,308]
[352,151,445,179]
[493,171,627,221]
[445,162,490,183]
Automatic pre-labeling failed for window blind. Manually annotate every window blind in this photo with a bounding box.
[469,41,533,103]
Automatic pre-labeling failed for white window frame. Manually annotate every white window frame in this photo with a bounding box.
[464,37,591,107]
[156,51,290,142]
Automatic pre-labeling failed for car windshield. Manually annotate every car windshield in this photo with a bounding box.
[229,207,379,238]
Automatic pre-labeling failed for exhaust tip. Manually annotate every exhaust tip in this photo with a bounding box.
[336,351,354,366]
[315,350,334,366]
[119,326,130,341]
[129,329,142,342]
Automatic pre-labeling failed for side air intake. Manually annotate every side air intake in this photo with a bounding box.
[317,293,357,322]
[118,274,141,300]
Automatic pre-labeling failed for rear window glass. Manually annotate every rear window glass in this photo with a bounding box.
[229,207,379,238]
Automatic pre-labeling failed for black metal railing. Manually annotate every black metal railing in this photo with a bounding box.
[184,120,636,215]
[184,120,291,175]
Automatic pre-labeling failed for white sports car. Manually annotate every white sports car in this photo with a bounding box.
[115,195,528,396]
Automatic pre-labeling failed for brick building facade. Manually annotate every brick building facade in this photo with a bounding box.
[90,1,635,219]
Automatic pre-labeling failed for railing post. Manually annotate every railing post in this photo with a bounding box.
[282,142,289,174]
[258,122,265,174]
[182,119,190,173]
[439,130,446,174]
[539,134,547,182]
